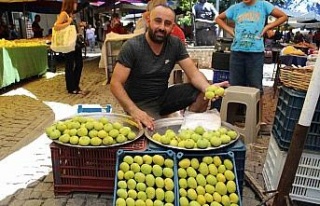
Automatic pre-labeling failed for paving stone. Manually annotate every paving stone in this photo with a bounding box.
[29,191,42,199]
[15,188,33,200]
[33,182,52,192]
[43,173,53,183]
[41,190,55,199]
[42,198,68,206]
[65,198,86,206]
[0,195,14,206]
[22,199,43,206]
[26,180,40,188]
[8,199,25,206]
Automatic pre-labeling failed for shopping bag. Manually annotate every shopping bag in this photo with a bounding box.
[50,25,77,53]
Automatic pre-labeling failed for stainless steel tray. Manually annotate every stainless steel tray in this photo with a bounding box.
[50,113,144,148]
[144,117,240,151]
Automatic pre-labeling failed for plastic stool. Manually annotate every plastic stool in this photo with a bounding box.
[220,86,261,144]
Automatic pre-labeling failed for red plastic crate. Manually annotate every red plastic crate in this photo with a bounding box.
[50,137,147,195]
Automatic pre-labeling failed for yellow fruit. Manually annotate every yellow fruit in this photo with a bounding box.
[221,195,231,206]
[116,198,126,206]
[205,184,215,194]
[206,174,217,186]
[220,134,231,144]
[163,167,174,178]
[164,178,174,191]
[227,130,238,140]
[229,192,239,204]
[117,180,127,189]
[202,156,213,164]
[126,197,135,206]
[199,162,209,176]
[143,155,153,164]
[146,187,156,199]
[208,164,218,175]
[205,193,214,202]
[213,156,222,167]
[155,177,164,188]
[225,170,235,181]
[155,188,165,201]
[134,172,146,183]
[135,199,146,206]
[205,91,215,100]
[136,182,146,192]
[215,87,225,97]
[197,194,206,205]
[130,162,141,173]
[187,188,198,200]
[141,164,152,175]
[224,159,234,170]
[187,167,198,177]
[197,138,209,149]
[117,188,128,199]
[123,155,134,164]
[190,158,200,169]
[165,191,174,203]
[178,168,188,178]
[184,139,195,149]
[137,191,147,201]
[215,182,228,196]
[218,165,226,174]
[226,180,237,193]
[124,170,134,180]
[145,199,153,206]
[213,192,222,202]
[152,165,163,177]
[127,179,136,190]
[179,178,188,189]
[180,197,189,206]
[145,174,155,187]
[194,126,205,135]
[128,189,137,199]
[196,185,206,195]
[187,177,198,189]
[117,170,124,180]
[216,173,226,183]
[119,162,130,172]
[196,174,207,187]
[164,158,174,168]
[153,155,165,166]
[90,137,102,146]
[179,188,188,197]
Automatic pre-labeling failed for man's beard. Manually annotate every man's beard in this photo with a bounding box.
[147,27,168,44]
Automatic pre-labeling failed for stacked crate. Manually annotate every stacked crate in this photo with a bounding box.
[263,85,320,204]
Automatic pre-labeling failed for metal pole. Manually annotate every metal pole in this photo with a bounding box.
[272,51,320,205]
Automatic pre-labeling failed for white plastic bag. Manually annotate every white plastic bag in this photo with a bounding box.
[180,109,221,131]
[50,25,77,53]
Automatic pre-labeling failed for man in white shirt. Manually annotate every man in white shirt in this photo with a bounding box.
[86,24,96,51]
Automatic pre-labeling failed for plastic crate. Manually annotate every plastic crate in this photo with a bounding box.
[50,137,147,195]
[213,69,229,83]
[77,104,112,113]
[211,52,230,71]
[148,139,246,196]
[290,152,320,204]
[176,151,243,206]
[262,135,320,205]
[272,86,320,151]
[113,149,178,206]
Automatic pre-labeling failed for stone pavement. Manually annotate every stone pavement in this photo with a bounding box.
[0,56,307,206]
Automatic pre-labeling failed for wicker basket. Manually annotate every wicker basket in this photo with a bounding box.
[280,66,314,91]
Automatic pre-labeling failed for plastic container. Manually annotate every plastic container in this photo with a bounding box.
[50,137,147,195]
[77,104,112,113]
[113,149,178,206]
[148,139,246,196]
[212,69,229,83]
[176,151,243,206]
[272,86,320,151]
[262,135,320,205]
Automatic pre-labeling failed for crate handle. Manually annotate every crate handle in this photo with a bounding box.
[117,149,124,155]
[176,152,184,159]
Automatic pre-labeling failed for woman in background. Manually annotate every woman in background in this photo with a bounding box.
[54,0,85,95]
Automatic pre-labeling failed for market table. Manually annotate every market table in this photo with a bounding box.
[0,45,48,89]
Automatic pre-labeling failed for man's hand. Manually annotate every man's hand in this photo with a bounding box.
[130,109,155,131]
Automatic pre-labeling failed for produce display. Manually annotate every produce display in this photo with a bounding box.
[0,38,47,48]
[45,113,143,148]
[145,117,240,151]
[177,153,240,206]
[114,150,177,206]
[204,85,225,100]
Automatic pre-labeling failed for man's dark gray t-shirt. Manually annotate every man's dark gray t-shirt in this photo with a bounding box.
[117,34,189,102]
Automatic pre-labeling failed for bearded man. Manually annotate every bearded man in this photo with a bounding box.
[110,4,228,130]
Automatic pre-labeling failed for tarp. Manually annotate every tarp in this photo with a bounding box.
[296,11,320,23]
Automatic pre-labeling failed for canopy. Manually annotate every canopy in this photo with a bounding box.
[296,11,320,23]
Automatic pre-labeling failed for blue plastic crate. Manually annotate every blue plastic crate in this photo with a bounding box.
[272,86,320,151]
[148,139,246,196]
[113,149,178,206]
[176,151,243,206]
[77,104,112,113]
[213,69,229,83]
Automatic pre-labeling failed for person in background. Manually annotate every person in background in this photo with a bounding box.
[304,31,313,44]
[86,24,96,51]
[32,14,44,38]
[293,31,304,43]
[285,28,294,43]
[54,0,85,95]
[106,13,127,34]
[134,0,186,43]
[215,0,287,94]
[110,5,228,130]
[192,0,218,46]
[313,29,320,49]
[9,24,19,40]
[215,0,287,133]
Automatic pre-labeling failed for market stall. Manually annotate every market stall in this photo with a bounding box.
[0,44,48,89]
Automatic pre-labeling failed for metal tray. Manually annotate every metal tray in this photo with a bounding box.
[144,117,240,151]
[49,113,144,148]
